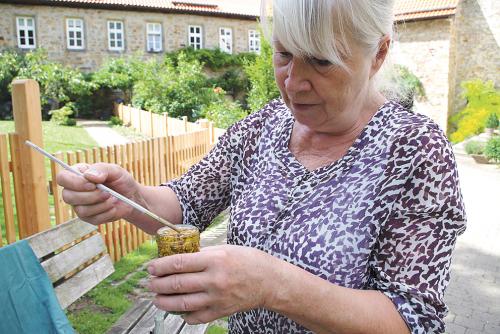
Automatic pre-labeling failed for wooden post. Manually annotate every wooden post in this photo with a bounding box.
[164,113,169,137]
[183,116,188,133]
[199,119,210,152]
[11,79,51,237]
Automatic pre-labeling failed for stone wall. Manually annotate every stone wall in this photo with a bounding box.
[448,0,500,116]
[392,18,453,131]
[0,4,259,71]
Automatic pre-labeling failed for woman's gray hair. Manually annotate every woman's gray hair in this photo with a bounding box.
[262,0,412,106]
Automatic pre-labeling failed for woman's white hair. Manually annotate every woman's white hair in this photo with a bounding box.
[262,0,410,103]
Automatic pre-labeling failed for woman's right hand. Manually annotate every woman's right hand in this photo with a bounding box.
[56,163,141,225]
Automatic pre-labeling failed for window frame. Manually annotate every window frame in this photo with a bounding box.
[188,25,203,50]
[146,22,163,52]
[66,18,85,50]
[16,16,36,49]
[248,29,261,54]
[219,27,233,54]
[107,20,125,51]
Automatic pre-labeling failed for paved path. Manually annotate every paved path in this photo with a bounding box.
[444,154,500,334]
[77,119,130,147]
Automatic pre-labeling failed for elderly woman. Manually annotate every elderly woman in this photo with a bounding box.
[57,0,466,333]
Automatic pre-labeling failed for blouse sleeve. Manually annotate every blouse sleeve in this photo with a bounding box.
[162,127,234,232]
[162,106,273,232]
[367,129,467,334]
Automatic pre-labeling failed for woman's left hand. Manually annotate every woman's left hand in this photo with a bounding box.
[146,245,278,325]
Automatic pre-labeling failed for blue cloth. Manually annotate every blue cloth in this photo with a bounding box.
[0,239,74,334]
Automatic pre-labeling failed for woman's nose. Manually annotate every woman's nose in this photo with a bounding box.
[284,59,312,93]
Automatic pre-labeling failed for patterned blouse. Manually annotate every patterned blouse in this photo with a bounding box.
[166,99,467,334]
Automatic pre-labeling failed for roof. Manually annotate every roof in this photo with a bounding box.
[1,0,458,22]
[394,0,458,22]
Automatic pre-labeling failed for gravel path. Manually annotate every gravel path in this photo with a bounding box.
[77,119,130,147]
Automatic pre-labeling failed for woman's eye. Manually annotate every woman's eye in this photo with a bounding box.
[310,57,332,66]
[277,52,292,59]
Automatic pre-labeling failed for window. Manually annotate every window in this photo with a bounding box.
[188,25,202,49]
[248,29,261,53]
[66,18,84,50]
[108,20,124,51]
[16,17,36,49]
[147,23,162,52]
[219,27,232,54]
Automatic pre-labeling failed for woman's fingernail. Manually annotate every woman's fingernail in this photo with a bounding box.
[147,266,156,275]
[84,183,96,191]
[85,169,101,177]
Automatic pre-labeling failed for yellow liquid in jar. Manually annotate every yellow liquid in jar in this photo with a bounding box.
[155,224,200,257]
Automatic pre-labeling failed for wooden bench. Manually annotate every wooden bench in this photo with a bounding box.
[108,299,209,334]
[26,217,114,309]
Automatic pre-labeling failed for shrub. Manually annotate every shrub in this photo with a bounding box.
[201,89,247,128]
[485,112,499,129]
[0,49,97,119]
[132,54,216,119]
[208,68,249,98]
[484,137,500,163]
[165,47,256,71]
[109,116,124,126]
[385,65,426,110]
[244,34,280,112]
[17,49,96,112]
[464,140,485,155]
[49,103,76,126]
[0,49,22,103]
[449,80,500,143]
[92,56,143,93]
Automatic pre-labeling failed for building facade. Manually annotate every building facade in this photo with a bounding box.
[0,1,261,71]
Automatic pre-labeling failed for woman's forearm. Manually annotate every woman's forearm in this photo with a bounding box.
[125,185,183,234]
[264,256,410,334]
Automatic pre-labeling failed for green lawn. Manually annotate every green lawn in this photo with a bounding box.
[0,121,97,244]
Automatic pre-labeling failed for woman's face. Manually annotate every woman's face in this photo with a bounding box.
[273,40,374,133]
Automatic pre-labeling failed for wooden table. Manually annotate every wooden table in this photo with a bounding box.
[108,299,209,334]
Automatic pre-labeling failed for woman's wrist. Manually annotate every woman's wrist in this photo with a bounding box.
[260,252,289,311]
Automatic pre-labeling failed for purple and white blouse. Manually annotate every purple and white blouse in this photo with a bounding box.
[166,99,467,333]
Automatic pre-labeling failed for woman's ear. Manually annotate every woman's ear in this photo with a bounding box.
[370,35,391,78]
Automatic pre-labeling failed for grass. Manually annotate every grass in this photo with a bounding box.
[0,120,97,244]
[207,324,229,334]
[67,241,157,334]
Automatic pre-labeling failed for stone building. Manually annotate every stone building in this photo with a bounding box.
[0,0,498,131]
[0,0,262,71]
[393,0,499,131]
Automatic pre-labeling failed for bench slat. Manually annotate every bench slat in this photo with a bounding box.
[55,254,114,309]
[28,218,96,259]
[107,299,154,334]
[164,313,184,333]
[128,303,160,334]
[41,233,107,283]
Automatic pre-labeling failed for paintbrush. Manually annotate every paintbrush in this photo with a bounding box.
[25,140,181,233]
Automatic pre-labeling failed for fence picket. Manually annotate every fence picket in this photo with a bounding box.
[50,152,66,225]
[9,133,27,238]
[0,134,15,244]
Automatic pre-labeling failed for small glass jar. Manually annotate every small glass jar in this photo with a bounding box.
[155,224,200,258]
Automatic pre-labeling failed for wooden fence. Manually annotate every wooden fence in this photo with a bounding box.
[116,103,226,145]
[0,79,214,262]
